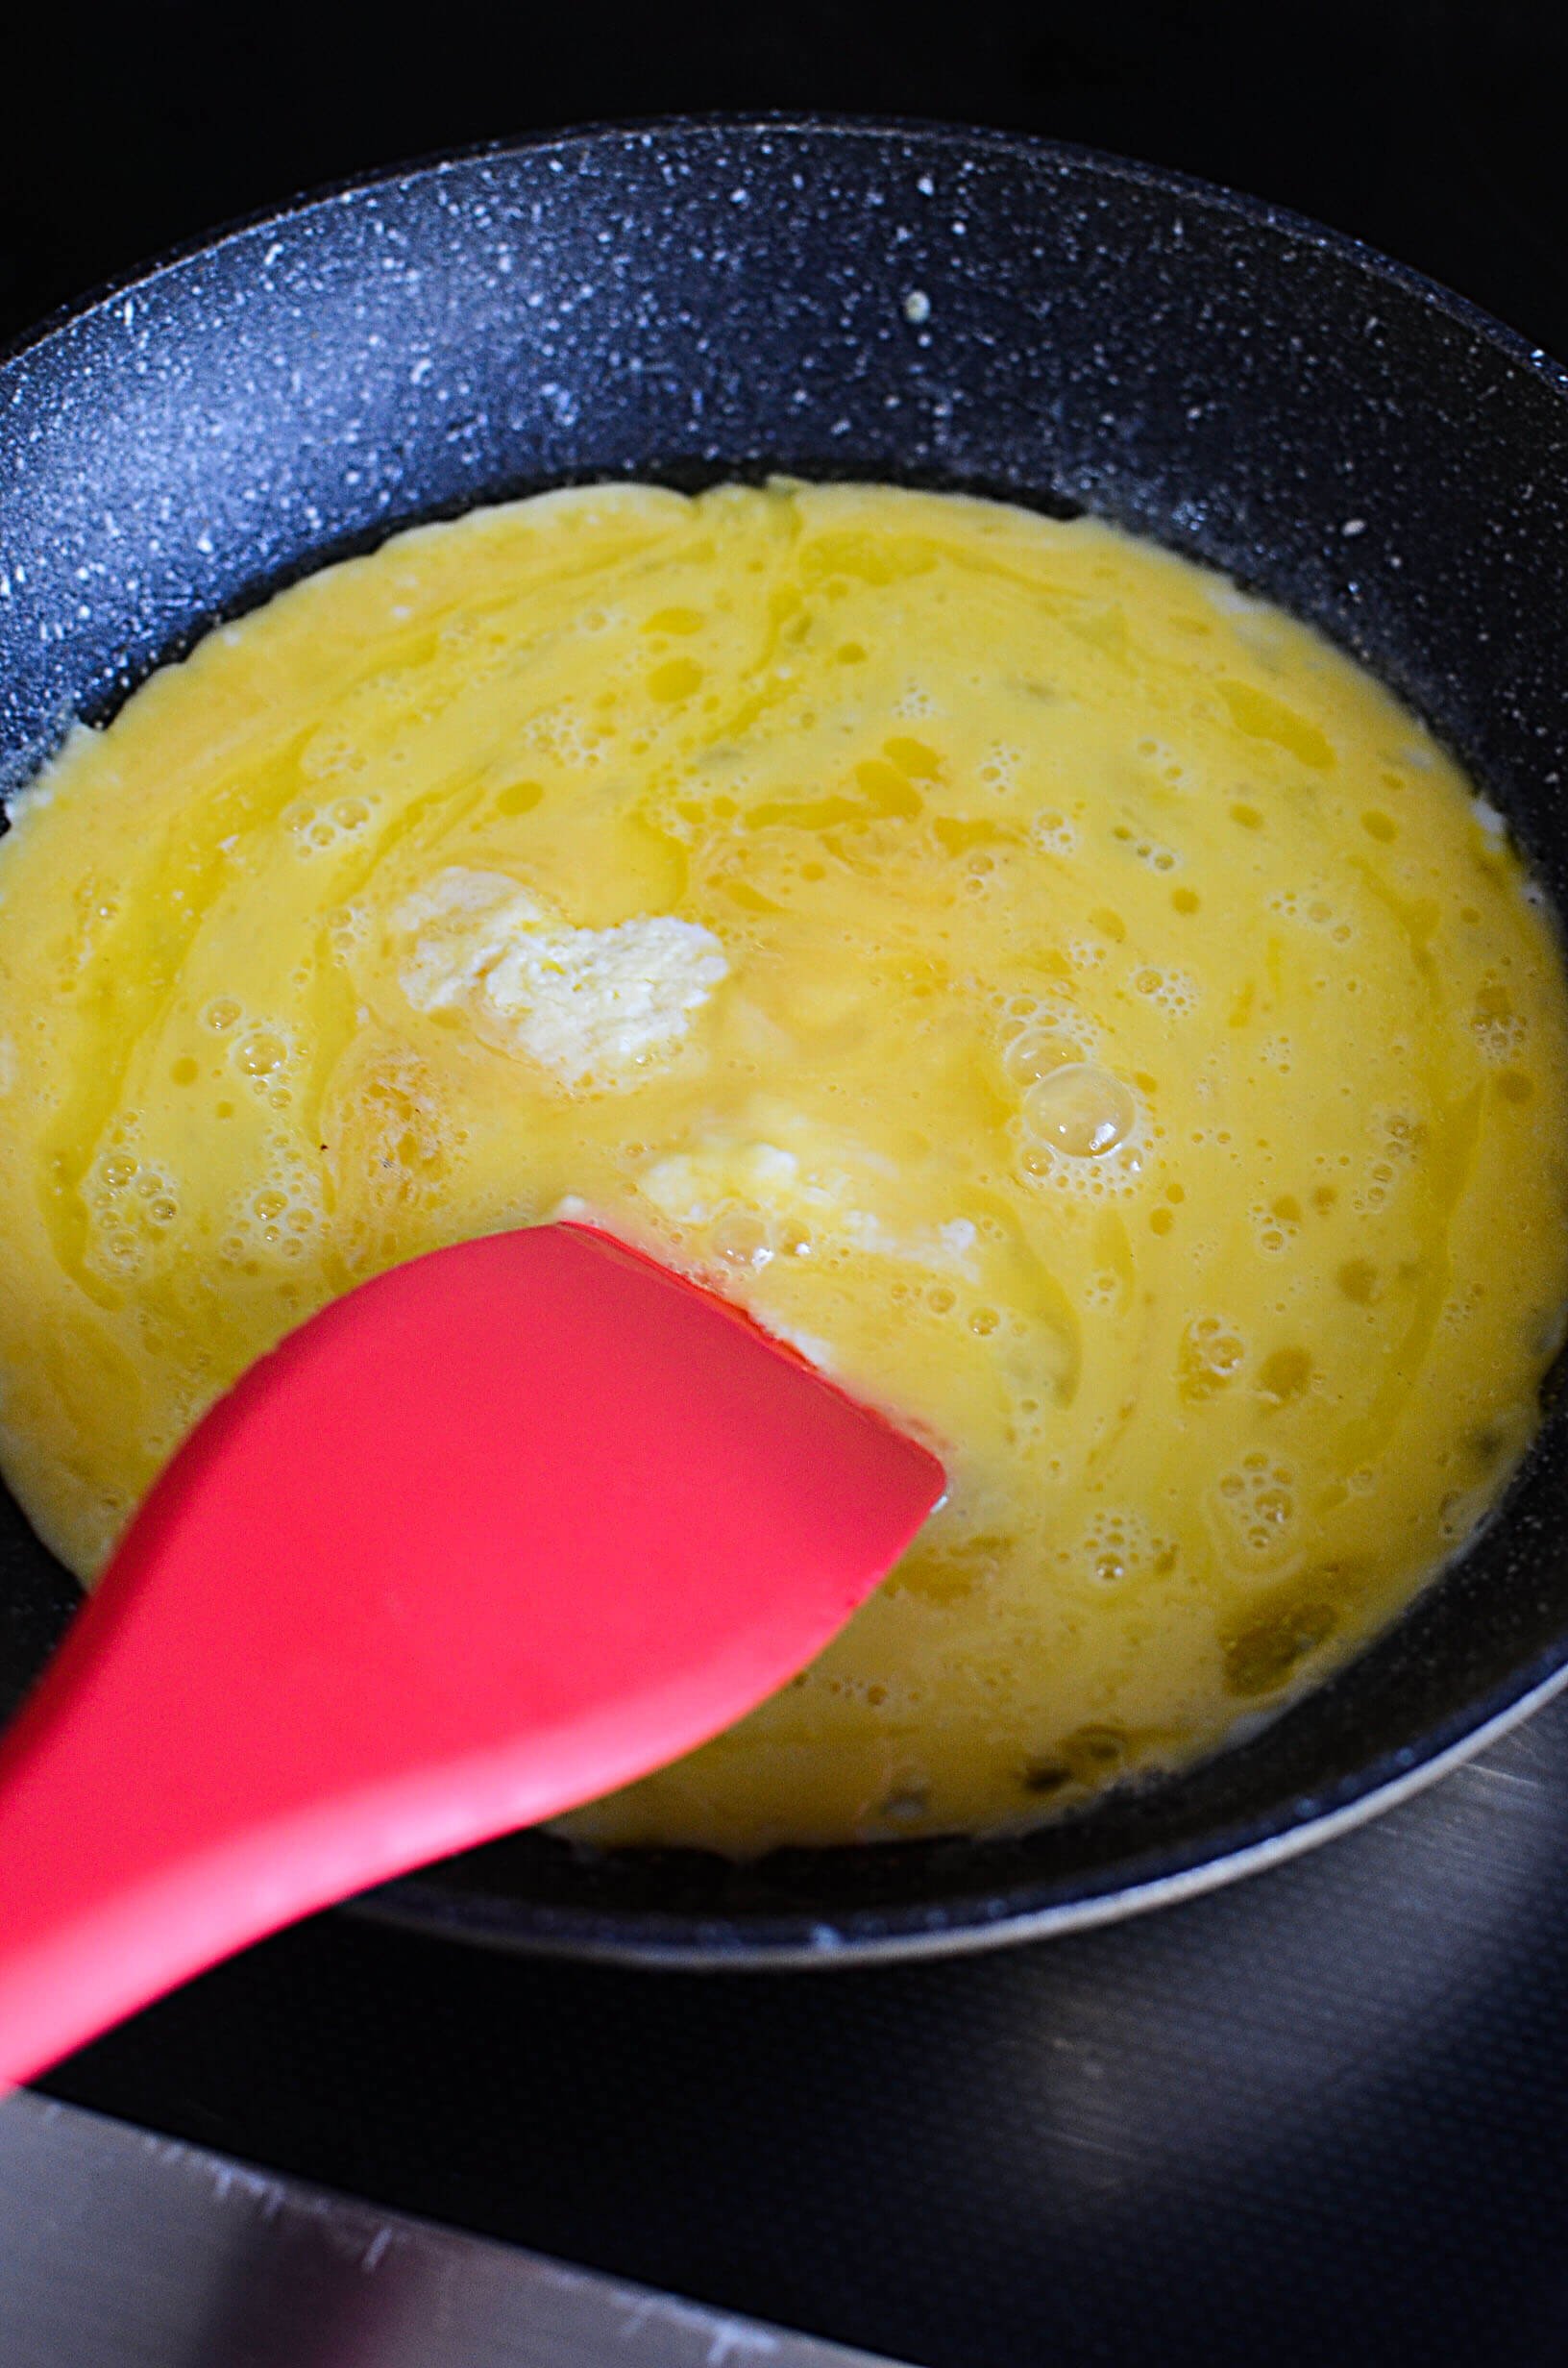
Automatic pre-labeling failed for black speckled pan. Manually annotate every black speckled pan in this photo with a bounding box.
[4,117,1568,1966]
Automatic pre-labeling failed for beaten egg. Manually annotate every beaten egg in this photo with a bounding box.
[0,480,1564,1854]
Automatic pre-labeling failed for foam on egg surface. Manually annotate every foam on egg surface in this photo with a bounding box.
[0,478,1564,1853]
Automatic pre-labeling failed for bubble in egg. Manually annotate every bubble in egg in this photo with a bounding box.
[1022,1065,1139,1158]
[0,476,1564,1855]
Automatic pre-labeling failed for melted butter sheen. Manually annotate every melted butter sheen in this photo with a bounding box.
[0,480,1565,1855]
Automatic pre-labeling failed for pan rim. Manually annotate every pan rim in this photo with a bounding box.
[5,110,1567,396]
[354,1651,1568,1967]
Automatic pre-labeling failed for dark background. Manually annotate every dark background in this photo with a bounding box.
[3,0,1566,369]
[10,6,1568,2364]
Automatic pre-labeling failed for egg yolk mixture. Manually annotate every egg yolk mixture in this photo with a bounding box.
[0,480,1565,1854]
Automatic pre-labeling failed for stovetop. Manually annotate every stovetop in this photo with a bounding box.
[6,6,1568,2362]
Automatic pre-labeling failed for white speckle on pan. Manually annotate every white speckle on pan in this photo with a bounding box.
[903,288,931,324]
[1341,516,1366,537]
[360,2226,395,2274]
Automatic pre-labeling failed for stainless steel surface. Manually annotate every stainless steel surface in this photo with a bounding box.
[0,2088,909,2368]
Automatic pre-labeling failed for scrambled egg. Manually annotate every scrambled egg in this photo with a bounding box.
[0,479,1564,1853]
[396,867,727,1086]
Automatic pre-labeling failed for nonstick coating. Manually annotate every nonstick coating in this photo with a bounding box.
[3,118,1568,1965]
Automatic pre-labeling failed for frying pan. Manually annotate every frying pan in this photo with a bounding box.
[3,117,1567,1967]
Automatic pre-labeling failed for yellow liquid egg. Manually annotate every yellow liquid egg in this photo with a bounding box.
[0,478,1564,1855]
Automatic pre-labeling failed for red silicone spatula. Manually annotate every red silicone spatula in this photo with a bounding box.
[0,1221,943,2088]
